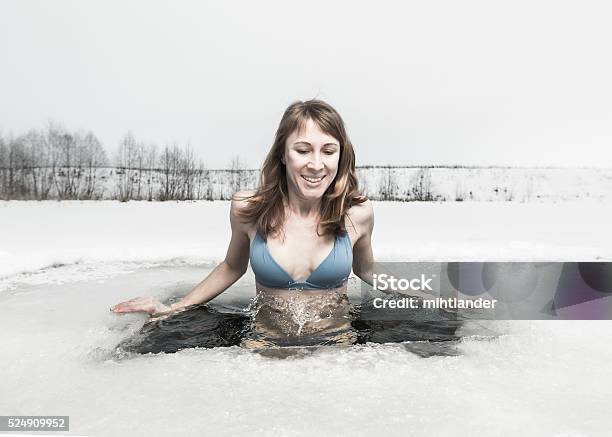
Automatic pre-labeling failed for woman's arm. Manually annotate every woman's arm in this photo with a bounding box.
[350,199,376,286]
[351,200,400,289]
[111,192,252,316]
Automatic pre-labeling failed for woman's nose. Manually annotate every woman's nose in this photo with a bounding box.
[307,153,324,170]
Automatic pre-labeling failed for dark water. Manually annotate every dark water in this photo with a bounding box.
[117,296,468,357]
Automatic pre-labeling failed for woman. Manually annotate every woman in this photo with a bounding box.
[112,99,375,347]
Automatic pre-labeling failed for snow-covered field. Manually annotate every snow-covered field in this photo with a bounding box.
[1,200,612,436]
[1,200,611,282]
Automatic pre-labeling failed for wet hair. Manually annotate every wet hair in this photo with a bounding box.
[234,99,366,238]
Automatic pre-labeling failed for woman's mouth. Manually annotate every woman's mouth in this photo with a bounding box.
[301,175,326,185]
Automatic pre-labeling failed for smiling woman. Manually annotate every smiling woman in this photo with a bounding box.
[286,123,341,199]
[112,99,376,347]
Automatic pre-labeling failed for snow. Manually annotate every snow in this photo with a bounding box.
[1,200,610,284]
[1,200,611,436]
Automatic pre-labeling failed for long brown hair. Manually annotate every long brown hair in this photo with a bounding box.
[235,99,366,238]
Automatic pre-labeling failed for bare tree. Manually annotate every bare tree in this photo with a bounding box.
[145,144,157,201]
[180,144,196,200]
[70,132,90,199]
[133,141,148,200]
[3,135,15,197]
[45,122,64,198]
[5,135,31,199]
[159,143,182,200]
[410,167,435,201]
[46,123,80,200]
[115,132,139,201]
[0,135,7,198]
[32,127,54,199]
[16,129,46,199]
[61,133,78,199]
[79,131,107,199]
[228,154,247,196]
[194,161,208,200]
[378,166,397,201]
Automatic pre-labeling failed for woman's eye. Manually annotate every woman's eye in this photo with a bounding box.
[297,150,308,154]
[324,150,337,155]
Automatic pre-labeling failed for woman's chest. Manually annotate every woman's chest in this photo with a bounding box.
[248,219,356,283]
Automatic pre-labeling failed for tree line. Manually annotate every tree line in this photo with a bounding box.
[3,123,582,202]
[0,123,108,200]
[0,124,251,201]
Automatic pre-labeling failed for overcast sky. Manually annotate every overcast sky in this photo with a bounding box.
[1,0,611,168]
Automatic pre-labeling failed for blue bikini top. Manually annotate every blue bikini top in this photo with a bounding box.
[249,230,352,290]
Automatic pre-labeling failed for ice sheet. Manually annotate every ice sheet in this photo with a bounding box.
[1,200,611,436]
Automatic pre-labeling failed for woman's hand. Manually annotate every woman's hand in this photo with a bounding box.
[110,296,171,316]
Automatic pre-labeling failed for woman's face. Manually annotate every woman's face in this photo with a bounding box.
[283,118,341,202]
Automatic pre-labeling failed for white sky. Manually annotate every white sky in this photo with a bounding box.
[1,0,611,168]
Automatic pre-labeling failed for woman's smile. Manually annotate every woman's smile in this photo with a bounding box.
[301,174,326,186]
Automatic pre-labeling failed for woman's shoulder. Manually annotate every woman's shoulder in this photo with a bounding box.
[229,190,257,232]
[347,198,374,221]
[345,198,374,237]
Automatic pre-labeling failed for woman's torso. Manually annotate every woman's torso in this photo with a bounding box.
[246,213,358,339]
